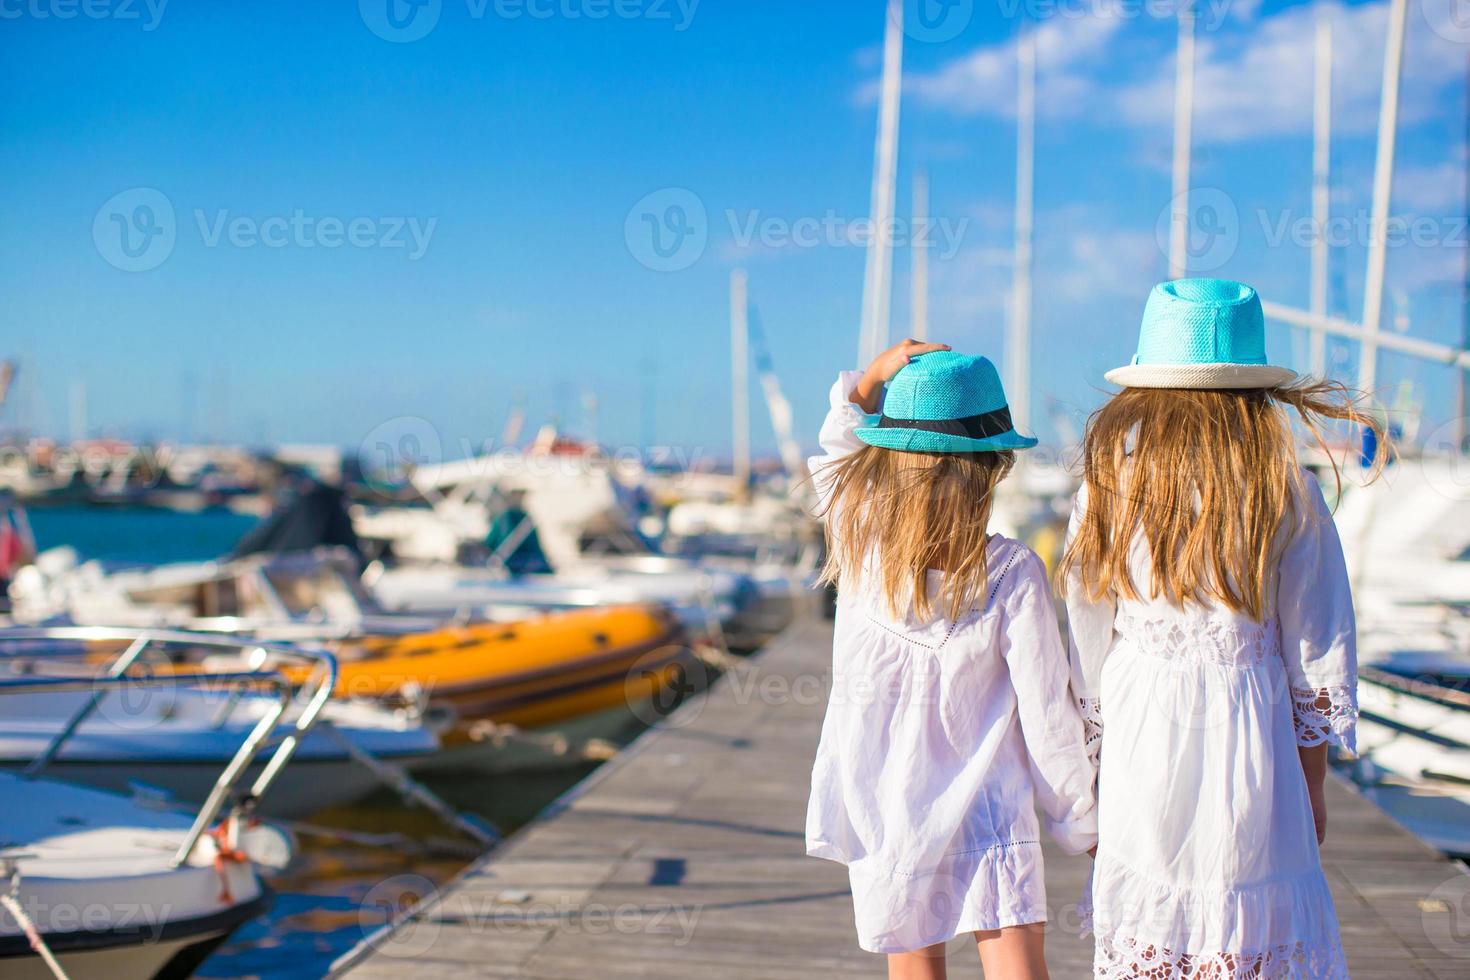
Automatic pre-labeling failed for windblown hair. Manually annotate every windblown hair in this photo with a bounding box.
[1058,379,1389,622]
[816,445,1015,622]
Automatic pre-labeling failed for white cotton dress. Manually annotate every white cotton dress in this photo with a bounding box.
[1064,477,1356,979]
[804,371,1099,955]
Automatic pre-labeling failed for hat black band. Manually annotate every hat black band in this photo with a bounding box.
[877,405,1015,440]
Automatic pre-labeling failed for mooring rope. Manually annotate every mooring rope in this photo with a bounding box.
[1,860,71,980]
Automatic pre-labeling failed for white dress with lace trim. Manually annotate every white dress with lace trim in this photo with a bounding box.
[1063,476,1358,978]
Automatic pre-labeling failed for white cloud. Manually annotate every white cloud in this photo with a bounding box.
[1394,150,1466,214]
[898,1,1463,142]
[904,12,1126,119]
[1117,1,1462,139]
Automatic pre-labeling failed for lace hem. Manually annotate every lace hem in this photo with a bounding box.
[1095,932,1350,980]
[1079,696,1103,767]
[1291,685,1357,754]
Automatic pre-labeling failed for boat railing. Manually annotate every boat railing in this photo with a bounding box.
[0,626,340,867]
[1361,663,1470,711]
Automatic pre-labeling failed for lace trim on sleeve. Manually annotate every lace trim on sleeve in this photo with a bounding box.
[1291,685,1357,754]
[1079,696,1103,767]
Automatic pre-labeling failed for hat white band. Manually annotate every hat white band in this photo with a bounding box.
[1104,363,1298,390]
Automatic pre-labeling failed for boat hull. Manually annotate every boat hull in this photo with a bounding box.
[327,604,690,732]
[0,894,266,980]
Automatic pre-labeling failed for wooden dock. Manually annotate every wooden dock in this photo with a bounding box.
[334,617,1470,978]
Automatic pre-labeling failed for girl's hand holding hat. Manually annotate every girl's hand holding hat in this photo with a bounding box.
[850,338,951,413]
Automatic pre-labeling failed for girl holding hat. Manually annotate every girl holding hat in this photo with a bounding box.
[1061,278,1387,978]
[805,339,1099,978]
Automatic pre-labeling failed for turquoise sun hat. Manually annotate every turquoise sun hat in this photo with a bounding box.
[1105,278,1297,389]
[854,351,1038,454]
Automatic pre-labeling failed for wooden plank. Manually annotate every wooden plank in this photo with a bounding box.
[335,617,1470,978]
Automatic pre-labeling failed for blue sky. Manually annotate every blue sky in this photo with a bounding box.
[1,0,1466,462]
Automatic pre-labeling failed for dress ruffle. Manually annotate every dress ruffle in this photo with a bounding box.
[844,840,1048,954]
[1086,854,1348,972]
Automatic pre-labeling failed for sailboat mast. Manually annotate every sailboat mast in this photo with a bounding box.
[858,0,903,365]
[1460,52,1470,453]
[1361,0,1409,394]
[731,269,750,495]
[912,169,929,343]
[1310,8,1332,378]
[1009,29,1035,436]
[1168,4,1196,281]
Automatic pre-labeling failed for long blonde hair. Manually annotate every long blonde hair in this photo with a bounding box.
[1058,379,1389,621]
[816,445,1015,621]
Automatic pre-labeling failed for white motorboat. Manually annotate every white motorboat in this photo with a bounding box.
[0,772,283,980]
[0,641,320,979]
[354,449,773,638]
[8,545,445,640]
[0,628,442,819]
[1353,661,1470,857]
[1331,454,1470,855]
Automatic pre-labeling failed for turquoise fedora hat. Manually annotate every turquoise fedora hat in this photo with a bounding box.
[1106,278,1297,390]
[855,351,1037,454]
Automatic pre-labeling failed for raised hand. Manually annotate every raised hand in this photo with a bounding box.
[850,338,952,413]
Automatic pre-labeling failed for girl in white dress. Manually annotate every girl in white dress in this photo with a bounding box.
[1060,279,1388,978]
[806,340,1099,980]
